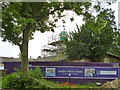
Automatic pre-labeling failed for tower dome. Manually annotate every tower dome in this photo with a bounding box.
[60,30,68,40]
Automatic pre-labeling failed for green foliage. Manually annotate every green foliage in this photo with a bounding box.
[1,2,92,46]
[65,9,117,62]
[36,78,62,88]
[113,30,120,57]
[29,66,44,79]
[109,43,120,58]
[0,82,1,88]
[2,66,63,89]
[2,66,42,88]
[76,82,100,89]
[2,69,36,88]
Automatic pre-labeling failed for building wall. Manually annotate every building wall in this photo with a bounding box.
[103,55,119,63]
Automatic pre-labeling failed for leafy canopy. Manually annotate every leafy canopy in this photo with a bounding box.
[1,2,92,46]
[65,9,117,62]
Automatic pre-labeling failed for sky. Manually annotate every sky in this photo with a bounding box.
[0,2,119,59]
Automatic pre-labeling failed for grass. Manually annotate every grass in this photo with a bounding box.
[75,83,100,89]
[34,78,62,88]
[23,78,100,89]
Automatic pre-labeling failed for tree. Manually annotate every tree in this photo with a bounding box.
[109,30,120,58]
[65,8,117,62]
[1,2,93,74]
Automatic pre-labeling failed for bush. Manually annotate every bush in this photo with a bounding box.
[2,66,46,88]
[2,66,62,89]
[29,66,44,79]
[2,69,36,88]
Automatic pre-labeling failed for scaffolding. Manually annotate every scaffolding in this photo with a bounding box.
[40,24,69,61]
[41,33,62,58]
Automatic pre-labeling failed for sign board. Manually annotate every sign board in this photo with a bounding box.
[29,66,119,79]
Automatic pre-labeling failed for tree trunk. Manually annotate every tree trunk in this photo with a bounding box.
[20,25,30,74]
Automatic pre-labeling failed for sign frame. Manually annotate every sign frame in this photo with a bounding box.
[29,66,119,79]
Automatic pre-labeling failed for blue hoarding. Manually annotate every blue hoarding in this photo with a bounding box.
[29,66,119,79]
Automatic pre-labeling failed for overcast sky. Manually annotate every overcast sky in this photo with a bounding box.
[0,2,118,59]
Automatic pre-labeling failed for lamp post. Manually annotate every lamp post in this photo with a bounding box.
[69,74,71,88]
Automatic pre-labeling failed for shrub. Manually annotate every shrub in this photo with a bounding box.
[2,70,36,88]
[29,66,44,79]
[2,66,62,89]
[2,66,45,88]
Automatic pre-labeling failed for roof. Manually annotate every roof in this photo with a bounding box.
[60,30,68,36]
[42,49,57,52]
[48,40,64,46]
[0,57,20,62]
[107,52,119,59]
